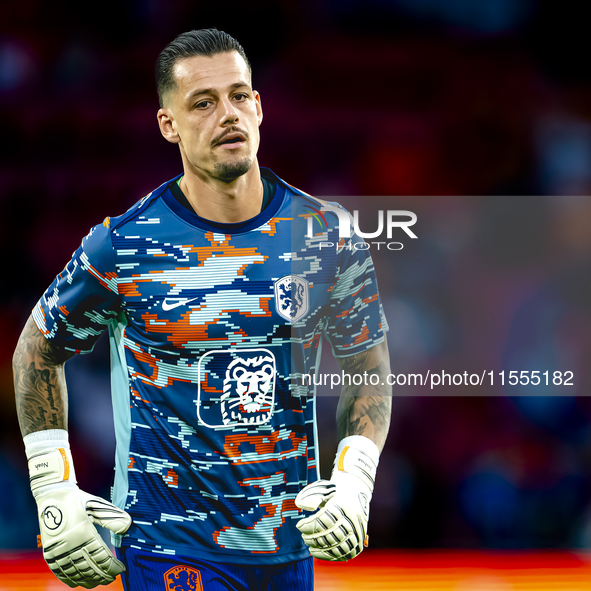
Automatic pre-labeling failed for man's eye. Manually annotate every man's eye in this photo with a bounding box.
[234,93,248,101]
[194,101,211,109]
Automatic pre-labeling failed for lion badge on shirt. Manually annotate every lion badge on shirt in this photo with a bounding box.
[197,348,276,428]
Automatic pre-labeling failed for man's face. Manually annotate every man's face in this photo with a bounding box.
[158,51,262,183]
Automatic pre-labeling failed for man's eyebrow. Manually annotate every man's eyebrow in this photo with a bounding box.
[186,82,251,101]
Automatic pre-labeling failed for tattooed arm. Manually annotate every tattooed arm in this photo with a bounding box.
[14,315,132,587]
[13,314,75,437]
[295,339,392,559]
[335,339,392,452]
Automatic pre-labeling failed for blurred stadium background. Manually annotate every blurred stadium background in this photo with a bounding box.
[3,0,591,589]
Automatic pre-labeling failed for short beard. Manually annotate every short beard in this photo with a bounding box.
[213,158,253,183]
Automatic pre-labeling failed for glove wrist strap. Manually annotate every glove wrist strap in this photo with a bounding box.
[331,435,379,491]
[24,430,77,494]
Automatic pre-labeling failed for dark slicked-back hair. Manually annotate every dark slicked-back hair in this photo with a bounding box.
[155,28,251,107]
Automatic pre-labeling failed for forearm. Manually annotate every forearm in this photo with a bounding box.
[13,315,73,437]
[297,341,391,560]
[336,340,392,452]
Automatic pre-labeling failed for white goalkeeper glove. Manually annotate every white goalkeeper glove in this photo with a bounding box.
[25,429,132,589]
[295,435,379,561]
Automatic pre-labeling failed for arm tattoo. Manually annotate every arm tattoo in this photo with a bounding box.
[336,340,392,451]
[13,315,75,437]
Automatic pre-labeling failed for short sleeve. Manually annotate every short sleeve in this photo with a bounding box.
[32,219,121,354]
[325,235,389,358]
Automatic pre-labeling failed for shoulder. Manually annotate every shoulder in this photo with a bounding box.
[262,167,351,228]
[105,174,182,232]
[78,174,182,261]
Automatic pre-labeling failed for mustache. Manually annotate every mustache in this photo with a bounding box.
[211,127,249,147]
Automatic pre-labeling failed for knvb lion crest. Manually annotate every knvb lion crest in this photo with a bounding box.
[274,275,309,323]
[163,565,203,591]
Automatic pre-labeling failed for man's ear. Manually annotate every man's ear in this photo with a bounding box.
[157,108,180,144]
[254,90,263,127]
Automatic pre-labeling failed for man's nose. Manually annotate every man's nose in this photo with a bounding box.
[219,97,239,124]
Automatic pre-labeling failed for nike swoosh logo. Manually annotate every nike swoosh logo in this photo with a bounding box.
[162,297,199,311]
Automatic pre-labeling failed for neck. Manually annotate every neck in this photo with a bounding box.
[179,160,263,224]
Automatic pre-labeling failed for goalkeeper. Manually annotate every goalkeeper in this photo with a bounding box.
[13,28,392,590]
